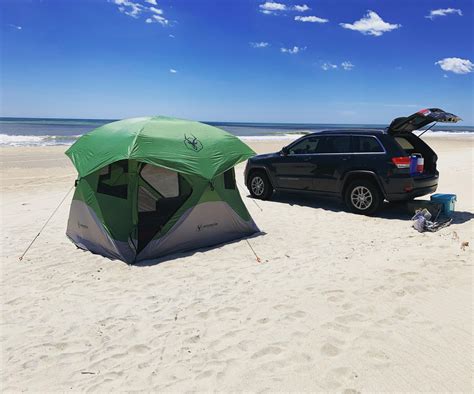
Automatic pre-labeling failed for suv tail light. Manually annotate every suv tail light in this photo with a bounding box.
[391,156,411,169]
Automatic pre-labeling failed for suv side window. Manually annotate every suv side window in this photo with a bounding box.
[289,136,321,154]
[317,136,351,154]
[352,136,384,153]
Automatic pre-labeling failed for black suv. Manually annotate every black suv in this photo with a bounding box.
[244,109,461,214]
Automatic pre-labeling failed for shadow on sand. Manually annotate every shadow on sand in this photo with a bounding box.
[134,231,266,267]
[133,194,473,267]
[255,191,474,224]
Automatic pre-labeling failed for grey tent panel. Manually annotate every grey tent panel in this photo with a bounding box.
[137,201,259,261]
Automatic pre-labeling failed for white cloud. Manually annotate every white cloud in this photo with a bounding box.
[341,61,354,70]
[169,34,175,38]
[146,14,169,25]
[250,41,270,48]
[259,2,310,14]
[259,1,286,14]
[435,57,473,74]
[9,24,22,30]
[169,69,177,74]
[112,0,170,26]
[321,62,338,71]
[293,4,310,12]
[281,46,305,54]
[113,0,144,18]
[340,10,401,36]
[426,8,462,20]
[295,15,328,23]
[149,6,163,15]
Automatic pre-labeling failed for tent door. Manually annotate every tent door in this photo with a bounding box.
[137,164,192,252]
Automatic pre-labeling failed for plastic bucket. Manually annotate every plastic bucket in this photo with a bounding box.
[430,193,457,217]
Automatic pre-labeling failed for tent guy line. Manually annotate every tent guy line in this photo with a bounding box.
[18,185,74,261]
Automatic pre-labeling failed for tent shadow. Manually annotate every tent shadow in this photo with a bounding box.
[133,231,267,267]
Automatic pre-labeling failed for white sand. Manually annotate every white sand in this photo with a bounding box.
[1,137,473,392]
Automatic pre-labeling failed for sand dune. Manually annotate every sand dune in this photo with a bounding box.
[1,137,472,392]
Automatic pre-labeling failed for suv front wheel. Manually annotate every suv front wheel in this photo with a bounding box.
[248,171,273,200]
[344,180,383,215]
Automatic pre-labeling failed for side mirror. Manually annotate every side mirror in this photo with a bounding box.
[281,146,289,156]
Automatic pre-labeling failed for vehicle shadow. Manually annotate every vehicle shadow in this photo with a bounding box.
[134,231,266,267]
[255,191,474,224]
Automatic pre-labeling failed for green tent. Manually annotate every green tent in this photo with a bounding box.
[65,116,259,263]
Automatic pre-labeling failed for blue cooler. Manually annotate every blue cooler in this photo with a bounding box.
[409,155,418,175]
[430,194,457,217]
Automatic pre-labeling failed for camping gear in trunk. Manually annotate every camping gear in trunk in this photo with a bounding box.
[65,116,259,264]
[416,156,424,173]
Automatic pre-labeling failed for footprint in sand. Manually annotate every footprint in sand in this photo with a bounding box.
[323,367,351,389]
[320,343,340,357]
[273,304,292,312]
[365,349,391,367]
[251,346,282,359]
[215,307,240,317]
[321,322,351,333]
[335,313,369,324]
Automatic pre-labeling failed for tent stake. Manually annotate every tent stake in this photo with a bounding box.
[245,238,261,263]
[19,185,74,261]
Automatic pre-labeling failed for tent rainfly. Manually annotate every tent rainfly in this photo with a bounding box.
[65,116,259,263]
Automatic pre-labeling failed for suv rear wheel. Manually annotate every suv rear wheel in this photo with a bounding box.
[248,171,273,200]
[344,179,383,215]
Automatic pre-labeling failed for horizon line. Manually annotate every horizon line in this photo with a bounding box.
[0,116,472,128]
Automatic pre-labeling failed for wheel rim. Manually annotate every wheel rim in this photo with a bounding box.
[251,176,265,196]
[350,186,373,210]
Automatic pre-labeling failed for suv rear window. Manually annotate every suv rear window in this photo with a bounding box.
[352,136,384,153]
[395,136,415,151]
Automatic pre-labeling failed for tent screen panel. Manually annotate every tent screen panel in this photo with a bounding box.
[141,165,179,198]
[137,164,193,251]
[224,169,236,189]
[138,186,156,212]
[97,161,128,199]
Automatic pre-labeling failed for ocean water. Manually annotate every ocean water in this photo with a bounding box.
[0,117,472,147]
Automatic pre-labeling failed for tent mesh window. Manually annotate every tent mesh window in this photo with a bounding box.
[224,169,236,189]
[97,160,128,199]
[137,164,193,251]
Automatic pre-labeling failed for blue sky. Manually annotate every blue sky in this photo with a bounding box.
[1,0,473,124]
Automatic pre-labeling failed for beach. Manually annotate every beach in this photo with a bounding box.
[1,136,472,391]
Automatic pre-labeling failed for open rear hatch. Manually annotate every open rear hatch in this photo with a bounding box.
[388,108,461,179]
[387,108,461,135]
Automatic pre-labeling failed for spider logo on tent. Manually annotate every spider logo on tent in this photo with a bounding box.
[184,134,203,152]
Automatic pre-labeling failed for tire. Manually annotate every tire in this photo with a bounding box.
[344,179,383,215]
[248,170,273,200]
